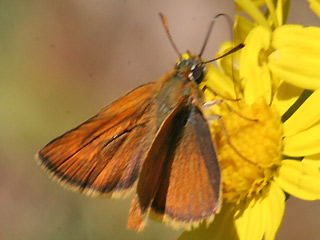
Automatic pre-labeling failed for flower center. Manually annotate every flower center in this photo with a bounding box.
[207,98,282,202]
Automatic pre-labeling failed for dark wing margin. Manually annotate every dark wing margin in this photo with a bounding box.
[127,104,221,230]
[37,83,157,198]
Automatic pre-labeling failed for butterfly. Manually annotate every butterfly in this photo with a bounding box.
[37,13,243,231]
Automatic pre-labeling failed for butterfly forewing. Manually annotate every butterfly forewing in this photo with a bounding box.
[38,83,159,197]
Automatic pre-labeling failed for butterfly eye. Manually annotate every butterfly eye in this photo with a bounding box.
[191,64,204,84]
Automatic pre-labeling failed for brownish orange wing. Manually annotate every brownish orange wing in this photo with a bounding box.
[151,106,221,229]
[129,105,221,230]
[37,83,158,198]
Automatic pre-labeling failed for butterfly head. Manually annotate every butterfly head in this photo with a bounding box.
[175,54,206,85]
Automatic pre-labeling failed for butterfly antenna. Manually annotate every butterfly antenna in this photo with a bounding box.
[202,43,244,63]
[199,13,231,57]
[159,12,182,57]
[199,13,242,101]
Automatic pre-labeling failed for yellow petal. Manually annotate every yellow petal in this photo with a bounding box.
[178,203,238,240]
[272,25,320,50]
[269,25,320,89]
[283,89,320,137]
[203,64,237,100]
[263,182,285,240]
[269,48,320,90]
[308,0,320,18]
[303,154,320,170]
[235,0,266,10]
[283,122,320,156]
[234,14,254,44]
[235,0,270,29]
[303,156,320,168]
[304,153,320,162]
[275,0,285,26]
[274,159,320,200]
[240,26,272,104]
[272,0,290,25]
[265,0,279,27]
[273,82,304,117]
[234,197,266,240]
[216,41,237,80]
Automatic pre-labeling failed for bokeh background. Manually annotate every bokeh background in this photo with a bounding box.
[1,0,319,239]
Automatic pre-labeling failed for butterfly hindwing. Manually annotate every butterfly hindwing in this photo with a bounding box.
[150,106,221,228]
[129,103,221,229]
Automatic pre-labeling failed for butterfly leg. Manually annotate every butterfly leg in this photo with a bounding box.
[203,99,257,122]
[206,112,258,167]
[202,85,240,101]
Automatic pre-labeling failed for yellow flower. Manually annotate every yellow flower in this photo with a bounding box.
[308,0,320,17]
[179,1,320,240]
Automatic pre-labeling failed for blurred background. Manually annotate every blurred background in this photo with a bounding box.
[1,0,319,239]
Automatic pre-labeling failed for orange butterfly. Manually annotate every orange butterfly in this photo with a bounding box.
[38,13,242,231]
